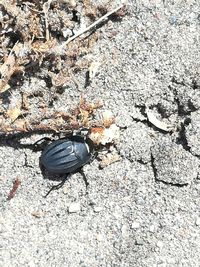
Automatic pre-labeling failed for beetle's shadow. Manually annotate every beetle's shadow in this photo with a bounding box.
[0,131,71,185]
[0,131,61,150]
[39,157,72,197]
[39,157,68,182]
[40,160,90,198]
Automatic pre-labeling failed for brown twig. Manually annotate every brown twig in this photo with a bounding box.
[7,177,21,200]
[43,0,52,41]
[60,4,124,48]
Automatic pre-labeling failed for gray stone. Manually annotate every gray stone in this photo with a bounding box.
[68,202,81,213]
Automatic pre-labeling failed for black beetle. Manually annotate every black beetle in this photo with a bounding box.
[40,135,94,197]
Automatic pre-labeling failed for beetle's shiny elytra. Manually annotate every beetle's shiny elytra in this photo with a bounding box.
[41,135,94,174]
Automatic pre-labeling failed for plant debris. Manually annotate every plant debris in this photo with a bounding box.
[0,51,24,93]
[146,107,175,132]
[0,1,125,136]
[0,97,104,135]
[89,110,120,145]
[7,177,21,200]
[31,211,45,218]
[6,105,21,122]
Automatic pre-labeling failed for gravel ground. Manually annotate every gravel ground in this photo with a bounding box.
[1,0,200,266]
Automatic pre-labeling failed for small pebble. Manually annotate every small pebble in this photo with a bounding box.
[62,29,73,38]
[96,234,103,241]
[135,197,145,205]
[149,225,156,232]
[135,238,143,245]
[151,208,160,214]
[121,225,128,237]
[169,15,178,25]
[131,222,140,229]
[195,217,200,226]
[68,202,81,213]
[157,241,164,248]
[93,206,103,213]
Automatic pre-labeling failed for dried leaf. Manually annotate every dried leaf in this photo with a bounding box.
[0,82,10,93]
[79,97,103,113]
[12,119,28,132]
[0,54,15,92]
[67,0,77,7]
[48,70,70,87]
[6,106,21,122]
[31,39,57,53]
[7,177,21,200]
[0,54,15,77]
[0,52,24,93]
[89,124,120,145]
[1,1,21,17]
[146,108,175,132]
[102,110,115,127]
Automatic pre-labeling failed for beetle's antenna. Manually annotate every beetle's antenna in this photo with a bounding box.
[74,127,89,137]
[33,136,52,151]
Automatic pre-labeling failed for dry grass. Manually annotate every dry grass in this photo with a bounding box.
[0,0,126,135]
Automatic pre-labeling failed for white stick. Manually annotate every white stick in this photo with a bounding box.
[60,4,124,48]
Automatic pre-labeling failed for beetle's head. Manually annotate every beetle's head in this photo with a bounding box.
[73,128,90,137]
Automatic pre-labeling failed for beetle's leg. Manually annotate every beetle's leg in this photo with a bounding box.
[79,169,89,189]
[44,174,69,198]
[33,137,52,151]
[44,180,65,198]
[90,151,97,162]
